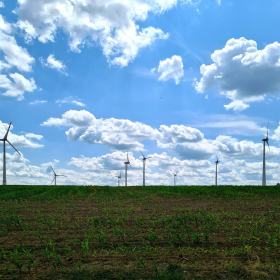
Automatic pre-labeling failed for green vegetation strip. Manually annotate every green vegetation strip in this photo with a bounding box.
[1,185,280,200]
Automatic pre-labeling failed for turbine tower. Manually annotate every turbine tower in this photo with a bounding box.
[50,166,66,186]
[116,171,122,187]
[140,150,151,186]
[215,156,220,186]
[262,121,270,186]
[124,153,131,187]
[173,172,178,186]
[0,122,21,185]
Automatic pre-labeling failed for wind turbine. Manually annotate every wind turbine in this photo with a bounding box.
[116,171,122,187]
[215,155,220,186]
[124,153,131,187]
[140,150,151,186]
[262,121,270,186]
[173,172,178,186]
[0,122,21,185]
[50,166,66,186]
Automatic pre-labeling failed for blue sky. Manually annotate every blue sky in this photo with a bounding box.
[1,0,280,186]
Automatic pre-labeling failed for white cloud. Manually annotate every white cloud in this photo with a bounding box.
[156,55,184,84]
[0,73,37,101]
[0,16,37,101]
[40,54,67,75]
[271,122,280,142]
[41,109,280,161]
[158,125,204,145]
[69,151,142,171]
[41,110,161,150]
[25,133,43,140]
[195,37,280,110]
[0,120,43,148]
[0,2,4,8]
[42,110,96,127]
[0,15,11,33]
[0,30,35,72]
[224,100,250,112]
[29,99,47,105]
[71,100,85,107]
[56,96,85,107]
[13,0,191,67]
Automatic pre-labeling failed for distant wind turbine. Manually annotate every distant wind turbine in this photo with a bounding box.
[0,122,21,185]
[124,153,131,187]
[116,171,122,187]
[50,166,66,185]
[262,121,270,186]
[215,155,220,186]
[140,150,151,186]
[173,172,178,186]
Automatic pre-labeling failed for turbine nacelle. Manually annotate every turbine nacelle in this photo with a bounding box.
[140,150,152,161]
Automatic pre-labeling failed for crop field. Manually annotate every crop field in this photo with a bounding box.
[1,186,280,279]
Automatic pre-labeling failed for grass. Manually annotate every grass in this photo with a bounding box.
[1,184,280,279]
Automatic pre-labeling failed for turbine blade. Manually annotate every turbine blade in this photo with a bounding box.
[56,175,66,177]
[267,120,269,139]
[267,140,271,154]
[4,122,12,139]
[127,152,129,162]
[140,150,145,158]
[6,140,21,155]
[51,178,55,185]
[50,166,55,175]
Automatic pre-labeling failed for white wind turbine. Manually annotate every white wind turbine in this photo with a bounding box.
[262,121,270,186]
[50,166,66,185]
[0,122,21,185]
[140,150,151,186]
[173,172,178,186]
[116,171,122,187]
[215,155,220,186]
[124,152,131,187]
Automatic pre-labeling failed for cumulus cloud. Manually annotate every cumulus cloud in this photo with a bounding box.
[0,16,37,101]
[0,30,34,72]
[69,151,142,171]
[271,122,280,142]
[0,121,43,148]
[155,55,184,84]
[56,96,85,107]
[42,110,161,150]
[40,54,67,75]
[41,109,280,161]
[0,73,37,101]
[195,37,280,110]
[224,100,250,112]
[13,0,186,67]
[0,15,11,33]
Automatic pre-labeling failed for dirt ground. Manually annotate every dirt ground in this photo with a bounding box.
[1,194,280,279]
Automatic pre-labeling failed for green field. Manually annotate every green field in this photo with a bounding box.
[1,185,280,279]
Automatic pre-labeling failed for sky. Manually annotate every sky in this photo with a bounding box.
[1,0,280,186]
